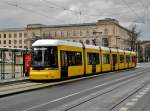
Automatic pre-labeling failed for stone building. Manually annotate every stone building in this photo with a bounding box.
[0,18,133,50]
[0,28,27,48]
[26,18,132,50]
[141,41,150,62]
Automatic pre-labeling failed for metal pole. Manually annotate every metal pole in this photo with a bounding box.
[145,48,147,62]
[0,50,2,80]
[136,43,139,62]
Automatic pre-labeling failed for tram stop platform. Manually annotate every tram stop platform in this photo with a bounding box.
[0,77,28,85]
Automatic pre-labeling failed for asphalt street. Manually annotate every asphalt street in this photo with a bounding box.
[0,63,150,111]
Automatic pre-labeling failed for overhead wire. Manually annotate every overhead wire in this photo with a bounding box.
[42,0,81,14]
[120,0,144,23]
[1,0,65,23]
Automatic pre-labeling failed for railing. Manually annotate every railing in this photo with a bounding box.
[0,48,31,80]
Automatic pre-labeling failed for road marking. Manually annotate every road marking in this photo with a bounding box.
[23,73,140,111]
[119,84,150,111]
[142,89,149,92]
[131,98,138,102]
[144,87,150,90]
[126,102,135,106]
[139,92,146,95]
[119,107,128,111]
[135,94,143,98]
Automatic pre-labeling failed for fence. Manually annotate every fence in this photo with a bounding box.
[0,48,31,80]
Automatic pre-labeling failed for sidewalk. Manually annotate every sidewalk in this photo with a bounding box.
[0,77,29,85]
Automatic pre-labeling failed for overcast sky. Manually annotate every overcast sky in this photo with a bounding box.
[0,0,150,40]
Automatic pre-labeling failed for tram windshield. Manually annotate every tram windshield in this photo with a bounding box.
[32,47,58,68]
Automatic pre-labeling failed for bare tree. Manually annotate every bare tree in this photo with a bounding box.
[128,25,141,51]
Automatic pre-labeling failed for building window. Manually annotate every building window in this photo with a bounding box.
[19,46,22,48]
[54,32,57,37]
[79,40,83,43]
[86,30,89,36]
[14,40,17,44]
[73,31,76,36]
[102,38,109,47]
[103,54,110,64]
[0,34,1,38]
[19,40,22,44]
[49,32,52,38]
[61,32,64,37]
[92,39,96,45]
[80,31,82,36]
[24,33,27,37]
[9,34,11,38]
[67,32,70,37]
[32,32,35,37]
[86,40,90,44]
[104,28,108,35]
[9,40,11,44]
[73,40,76,42]
[4,40,6,44]
[14,33,17,38]
[0,40,1,44]
[4,34,6,38]
[19,33,22,37]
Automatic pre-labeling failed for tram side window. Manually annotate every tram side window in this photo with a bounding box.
[75,52,82,65]
[120,55,124,63]
[88,53,99,65]
[67,51,82,66]
[103,54,110,64]
[126,55,130,63]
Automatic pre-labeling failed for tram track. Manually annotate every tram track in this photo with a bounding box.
[22,69,150,111]
[48,69,150,111]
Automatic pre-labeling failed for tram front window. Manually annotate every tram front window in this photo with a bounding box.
[32,47,58,69]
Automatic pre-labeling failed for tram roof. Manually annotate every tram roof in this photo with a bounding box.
[110,48,118,52]
[32,39,83,48]
[84,44,100,49]
[100,46,110,51]
[118,49,124,53]
[124,50,131,53]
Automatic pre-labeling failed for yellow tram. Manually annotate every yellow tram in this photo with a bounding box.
[29,39,137,80]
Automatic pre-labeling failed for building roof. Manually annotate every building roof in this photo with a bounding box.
[0,28,25,32]
[46,23,96,28]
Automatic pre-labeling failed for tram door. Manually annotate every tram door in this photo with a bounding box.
[92,54,96,74]
[60,51,68,79]
[112,54,117,71]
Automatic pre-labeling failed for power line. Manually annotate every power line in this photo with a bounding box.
[138,0,146,8]
[2,1,49,18]
[120,0,144,23]
[1,0,65,23]
[42,0,81,14]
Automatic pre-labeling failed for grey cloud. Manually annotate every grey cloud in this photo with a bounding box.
[0,0,149,40]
